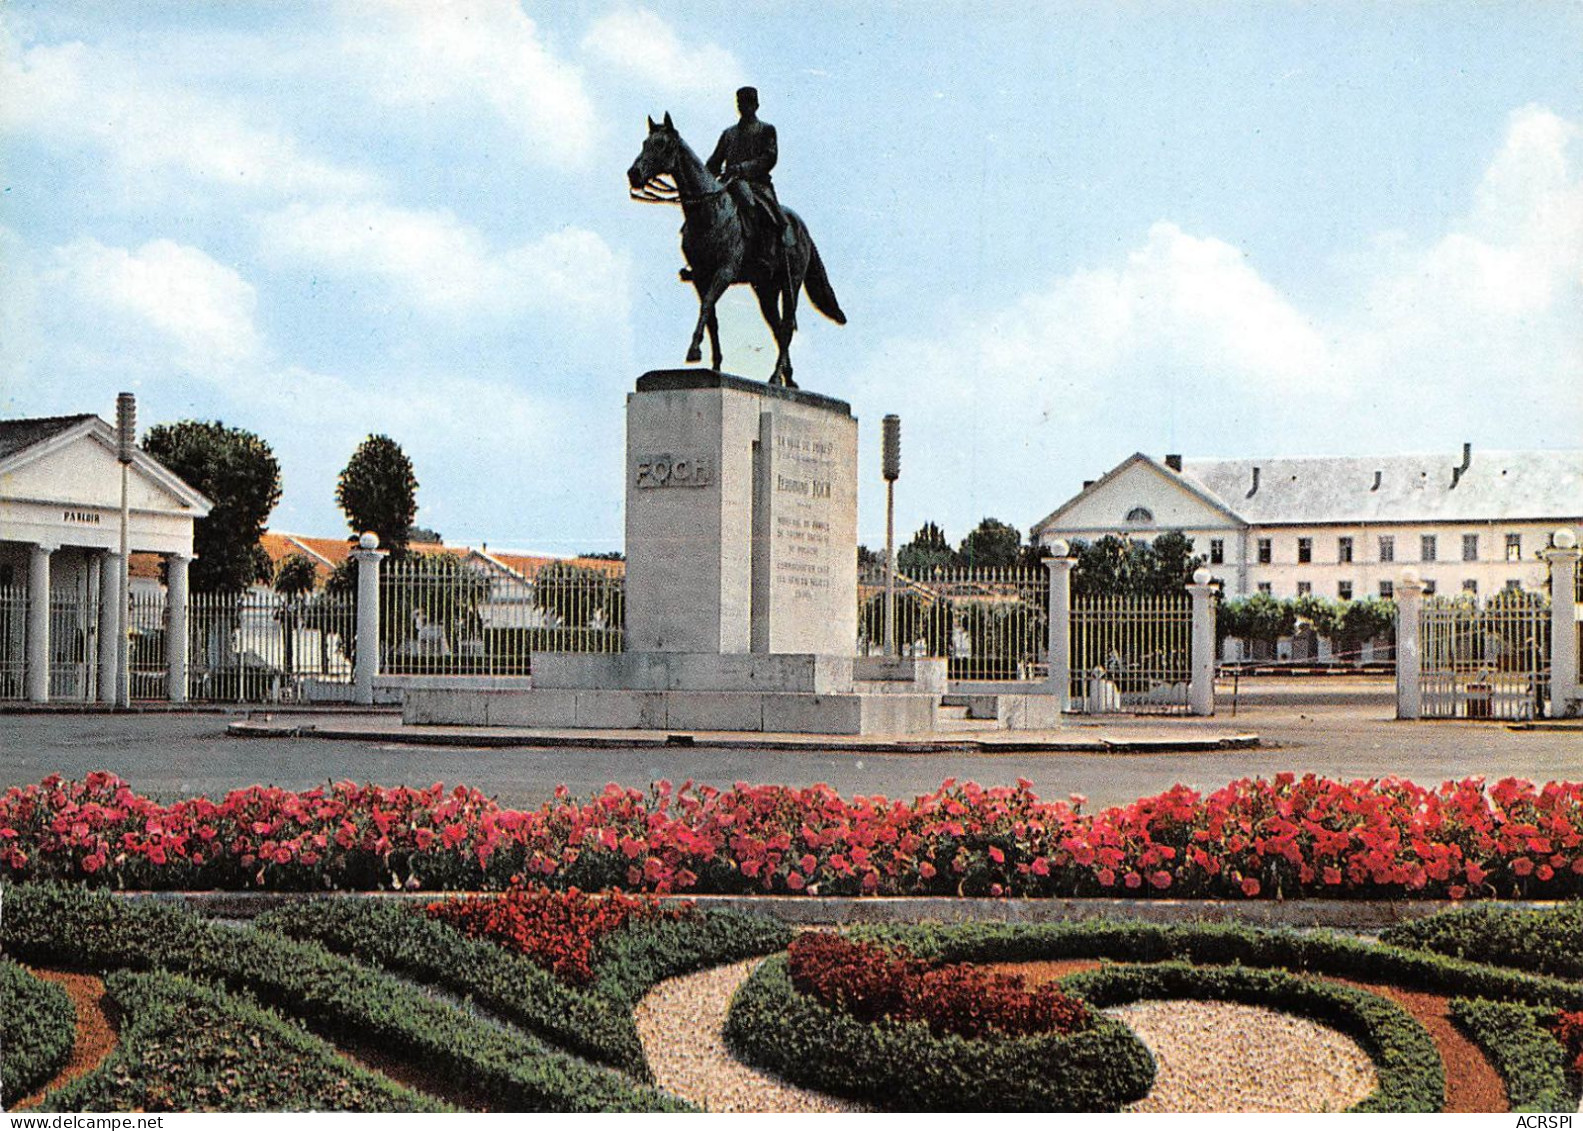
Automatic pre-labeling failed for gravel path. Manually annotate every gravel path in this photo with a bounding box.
[1106,998,1378,1113]
[633,959,869,1113]
[12,969,117,1111]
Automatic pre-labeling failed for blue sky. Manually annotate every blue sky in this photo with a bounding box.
[3,2,1579,555]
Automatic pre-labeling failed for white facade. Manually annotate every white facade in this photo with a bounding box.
[1032,448,1582,600]
[0,414,211,702]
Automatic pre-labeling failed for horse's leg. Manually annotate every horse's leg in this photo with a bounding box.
[753,283,785,384]
[686,272,731,368]
[771,250,807,388]
[706,305,723,371]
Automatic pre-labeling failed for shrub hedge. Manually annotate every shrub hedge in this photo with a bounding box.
[255,897,789,1079]
[1448,997,1580,1114]
[851,918,1583,1011]
[37,970,451,1112]
[1379,903,1583,982]
[1,885,689,1112]
[724,953,1155,1112]
[0,961,76,1107]
[1061,961,1443,1113]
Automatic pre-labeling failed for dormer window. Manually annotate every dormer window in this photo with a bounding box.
[1125,506,1154,524]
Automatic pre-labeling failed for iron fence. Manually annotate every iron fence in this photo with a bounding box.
[1419,594,1550,720]
[379,555,624,677]
[48,587,98,701]
[1070,594,1193,714]
[857,564,1047,681]
[0,584,27,700]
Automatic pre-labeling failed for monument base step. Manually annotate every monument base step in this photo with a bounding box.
[403,685,940,735]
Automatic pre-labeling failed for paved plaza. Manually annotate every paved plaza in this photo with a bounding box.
[3,679,1577,811]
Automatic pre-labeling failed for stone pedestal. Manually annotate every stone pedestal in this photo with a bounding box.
[625,370,857,655]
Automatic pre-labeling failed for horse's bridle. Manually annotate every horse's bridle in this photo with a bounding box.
[629,173,726,206]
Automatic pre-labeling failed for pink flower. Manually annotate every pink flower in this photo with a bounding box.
[1240,877,1261,897]
[785,871,806,891]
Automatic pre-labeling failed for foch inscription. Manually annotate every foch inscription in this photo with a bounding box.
[635,453,713,489]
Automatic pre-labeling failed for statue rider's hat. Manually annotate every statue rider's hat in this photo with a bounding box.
[736,86,759,108]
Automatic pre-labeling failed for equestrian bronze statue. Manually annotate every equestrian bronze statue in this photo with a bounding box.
[627,95,845,389]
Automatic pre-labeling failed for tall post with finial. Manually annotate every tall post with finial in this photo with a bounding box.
[115,392,136,709]
[881,415,901,657]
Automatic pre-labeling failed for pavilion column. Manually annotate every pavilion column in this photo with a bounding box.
[166,554,191,703]
[97,551,121,703]
[25,543,54,703]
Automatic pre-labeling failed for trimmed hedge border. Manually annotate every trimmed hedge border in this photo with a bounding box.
[723,952,1155,1112]
[1061,960,1443,1113]
[37,970,452,1113]
[1,885,689,1113]
[1381,903,1583,982]
[850,919,1583,1011]
[0,960,76,1107]
[1449,998,1581,1114]
[254,899,790,1080]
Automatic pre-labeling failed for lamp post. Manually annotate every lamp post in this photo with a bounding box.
[115,392,135,709]
[881,415,900,657]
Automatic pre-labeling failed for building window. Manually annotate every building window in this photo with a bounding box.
[1505,533,1522,562]
[1462,534,1479,562]
[1125,506,1154,524]
[1338,580,1353,601]
[1463,579,1478,594]
[1209,538,1224,565]
[1337,536,1354,563]
[1257,581,1273,595]
[1379,580,1395,599]
[1257,538,1272,564]
[1421,535,1437,562]
[1297,538,1312,563]
[1422,580,1437,596]
[1297,581,1312,596]
[1378,535,1395,563]
[1505,579,1522,593]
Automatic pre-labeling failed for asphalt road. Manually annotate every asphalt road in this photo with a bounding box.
[3,680,1578,810]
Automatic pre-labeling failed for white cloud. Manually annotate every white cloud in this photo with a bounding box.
[335,0,597,166]
[581,8,743,95]
[0,34,375,198]
[45,238,262,373]
[852,105,1582,540]
[255,200,629,321]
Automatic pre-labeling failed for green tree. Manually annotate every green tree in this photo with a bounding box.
[143,420,281,593]
[272,554,318,676]
[1070,532,1204,598]
[897,521,958,575]
[957,517,1023,569]
[336,435,419,558]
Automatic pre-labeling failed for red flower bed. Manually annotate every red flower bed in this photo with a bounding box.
[1552,1009,1583,1075]
[3,770,1583,900]
[424,884,691,985]
[786,931,1090,1039]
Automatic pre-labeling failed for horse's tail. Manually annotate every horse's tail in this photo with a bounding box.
[803,238,847,325]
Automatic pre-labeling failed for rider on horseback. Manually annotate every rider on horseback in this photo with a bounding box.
[705,87,793,272]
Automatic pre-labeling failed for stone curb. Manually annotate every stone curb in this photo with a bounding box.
[113,888,1571,930]
[224,719,1261,755]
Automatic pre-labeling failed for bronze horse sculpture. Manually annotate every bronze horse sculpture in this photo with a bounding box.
[628,113,845,388]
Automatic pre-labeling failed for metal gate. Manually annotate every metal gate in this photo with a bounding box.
[1419,594,1550,720]
[1070,594,1192,714]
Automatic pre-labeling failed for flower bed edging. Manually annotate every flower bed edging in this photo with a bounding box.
[1,885,691,1113]
[1060,961,1442,1112]
[35,970,451,1113]
[1449,998,1580,1113]
[723,952,1155,1112]
[0,961,75,1106]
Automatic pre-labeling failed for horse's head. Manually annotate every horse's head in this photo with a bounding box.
[627,112,680,190]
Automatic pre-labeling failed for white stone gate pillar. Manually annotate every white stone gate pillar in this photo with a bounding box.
[97,551,121,703]
[25,543,54,703]
[1545,530,1579,717]
[1395,570,1425,720]
[1042,543,1074,710]
[352,534,387,706]
[1188,568,1216,716]
[166,554,191,703]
